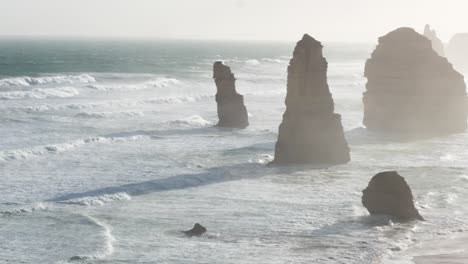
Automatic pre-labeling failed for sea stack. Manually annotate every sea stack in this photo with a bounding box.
[271,34,350,165]
[213,61,249,128]
[362,171,424,221]
[363,27,467,135]
[447,33,468,72]
[423,24,445,57]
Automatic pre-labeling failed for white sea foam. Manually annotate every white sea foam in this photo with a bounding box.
[261,58,285,63]
[0,74,96,87]
[141,94,212,105]
[165,115,213,128]
[87,77,179,91]
[248,154,273,164]
[69,215,115,262]
[0,135,147,162]
[0,87,80,100]
[245,59,261,65]
[24,95,212,112]
[60,192,131,206]
[0,202,47,215]
[76,111,145,118]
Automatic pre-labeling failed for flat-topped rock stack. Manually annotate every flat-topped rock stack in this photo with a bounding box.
[213,61,249,129]
[363,27,467,135]
[271,34,350,165]
[423,24,445,57]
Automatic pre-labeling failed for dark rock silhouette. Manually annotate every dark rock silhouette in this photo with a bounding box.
[363,27,467,135]
[213,61,249,128]
[271,34,350,165]
[423,24,445,57]
[447,33,468,72]
[362,171,424,221]
[182,223,207,236]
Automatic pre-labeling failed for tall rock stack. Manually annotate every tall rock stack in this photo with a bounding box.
[213,61,249,128]
[448,33,468,72]
[363,27,467,135]
[272,34,350,165]
[423,24,445,57]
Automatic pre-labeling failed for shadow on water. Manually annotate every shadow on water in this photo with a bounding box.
[49,161,338,203]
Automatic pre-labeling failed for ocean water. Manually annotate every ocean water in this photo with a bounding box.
[1,38,468,264]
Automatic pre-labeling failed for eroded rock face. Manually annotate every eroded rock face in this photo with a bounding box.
[362,171,424,221]
[424,24,445,57]
[213,61,249,128]
[447,33,468,72]
[272,34,350,165]
[182,223,207,237]
[364,27,467,135]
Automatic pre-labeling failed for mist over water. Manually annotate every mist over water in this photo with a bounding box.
[1,39,468,263]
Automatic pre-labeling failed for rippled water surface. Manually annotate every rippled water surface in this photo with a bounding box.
[1,39,468,264]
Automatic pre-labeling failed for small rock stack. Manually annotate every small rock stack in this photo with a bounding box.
[362,171,424,221]
[363,27,467,135]
[272,34,350,165]
[213,61,249,129]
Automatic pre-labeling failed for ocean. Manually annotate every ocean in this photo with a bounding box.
[1,38,468,264]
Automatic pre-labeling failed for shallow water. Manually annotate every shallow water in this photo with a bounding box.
[1,39,468,263]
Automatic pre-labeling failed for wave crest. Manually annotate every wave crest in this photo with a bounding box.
[60,192,131,206]
[0,202,47,215]
[87,77,179,91]
[0,135,147,162]
[165,115,213,128]
[68,215,115,262]
[0,87,79,100]
[0,74,95,87]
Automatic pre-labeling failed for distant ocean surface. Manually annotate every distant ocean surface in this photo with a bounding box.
[1,38,468,264]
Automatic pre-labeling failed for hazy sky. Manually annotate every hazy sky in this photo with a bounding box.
[1,0,467,42]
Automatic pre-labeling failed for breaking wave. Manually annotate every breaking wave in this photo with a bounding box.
[141,94,212,105]
[0,74,95,87]
[164,115,213,128]
[68,215,115,262]
[76,111,144,118]
[25,95,212,112]
[261,58,286,63]
[59,192,131,206]
[0,135,147,162]
[245,59,261,65]
[87,77,179,91]
[0,202,47,215]
[0,87,79,100]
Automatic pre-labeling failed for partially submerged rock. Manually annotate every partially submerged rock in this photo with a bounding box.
[182,223,207,236]
[362,171,424,221]
[423,24,445,57]
[363,27,467,135]
[271,34,350,165]
[213,61,249,128]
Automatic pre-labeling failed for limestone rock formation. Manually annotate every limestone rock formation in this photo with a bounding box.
[363,27,467,134]
[447,33,468,72]
[182,223,207,236]
[271,34,350,165]
[423,24,445,57]
[362,171,424,221]
[213,61,249,128]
